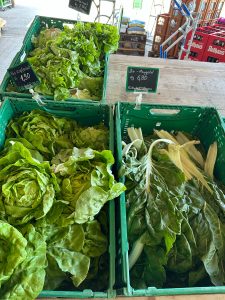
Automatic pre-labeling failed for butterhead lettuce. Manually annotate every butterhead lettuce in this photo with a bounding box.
[0,141,59,225]
[0,223,46,300]
[0,109,125,297]
[51,147,126,223]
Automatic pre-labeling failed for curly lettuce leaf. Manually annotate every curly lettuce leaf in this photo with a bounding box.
[25,22,119,101]
[70,123,108,151]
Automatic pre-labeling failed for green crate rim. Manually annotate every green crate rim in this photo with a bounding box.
[0,15,111,104]
[0,97,116,299]
[116,101,225,297]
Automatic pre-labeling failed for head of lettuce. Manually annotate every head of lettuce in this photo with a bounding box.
[0,141,59,225]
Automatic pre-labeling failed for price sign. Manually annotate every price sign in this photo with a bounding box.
[69,0,92,15]
[8,62,39,91]
[126,66,159,93]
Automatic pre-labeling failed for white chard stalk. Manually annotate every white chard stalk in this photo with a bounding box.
[176,132,205,168]
[145,139,175,192]
[204,142,218,179]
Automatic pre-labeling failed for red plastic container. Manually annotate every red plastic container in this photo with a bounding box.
[202,32,225,62]
[180,28,211,61]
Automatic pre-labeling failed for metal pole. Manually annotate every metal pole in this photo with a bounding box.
[177,0,195,59]
[179,0,205,59]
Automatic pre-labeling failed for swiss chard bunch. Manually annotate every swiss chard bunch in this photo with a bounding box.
[120,128,225,289]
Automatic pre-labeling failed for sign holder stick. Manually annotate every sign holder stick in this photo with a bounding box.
[28,89,53,114]
[134,91,147,110]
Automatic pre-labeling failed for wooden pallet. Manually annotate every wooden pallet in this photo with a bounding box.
[117,33,146,56]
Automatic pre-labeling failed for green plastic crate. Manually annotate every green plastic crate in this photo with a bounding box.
[0,0,12,9]
[0,15,110,103]
[116,102,225,297]
[0,97,116,298]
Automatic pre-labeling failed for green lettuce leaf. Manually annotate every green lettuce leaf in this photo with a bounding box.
[82,220,108,257]
[0,141,59,225]
[48,247,90,287]
[52,147,126,223]
[24,23,119,100]
[6,110,75,159]
[0,221,27,288]
[0,224,46,300]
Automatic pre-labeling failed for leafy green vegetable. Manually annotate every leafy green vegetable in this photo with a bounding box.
[27,46,82,100]
[120,129,225,288]
[6,110,75,159]
[7,110,108,159]
[35,202,108,289]
[82,220,108,257]
[0,141,59,225]
[48,247,90,287]
[0,109,124,297]
[33,28,62,48]
[0,224,46,300]
[52,147,126,224]
[25,22,119,100]
[70,123,108,151]
[0,221,27,288]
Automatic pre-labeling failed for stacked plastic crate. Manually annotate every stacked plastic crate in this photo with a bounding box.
[152,0,225,58]
[181,23,225,62]
[172,0,211,58]
[203,29,225,61]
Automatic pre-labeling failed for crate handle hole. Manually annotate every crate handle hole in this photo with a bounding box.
[63,23,73,29]
[45,106,77,113]
[150,108,180,115]
[155,122,161,127]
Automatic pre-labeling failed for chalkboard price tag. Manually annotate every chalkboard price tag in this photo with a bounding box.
[126,66,159,93]
[8,62,39,91]
[69,0,92,15]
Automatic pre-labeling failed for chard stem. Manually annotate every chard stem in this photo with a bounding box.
[145,138,175,192]
[129,236,145,270]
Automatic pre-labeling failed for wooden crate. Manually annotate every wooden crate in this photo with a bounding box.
[117,33,146,56]
[154,13,170,36]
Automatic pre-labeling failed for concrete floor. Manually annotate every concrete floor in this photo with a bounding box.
[0,1,34,81]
